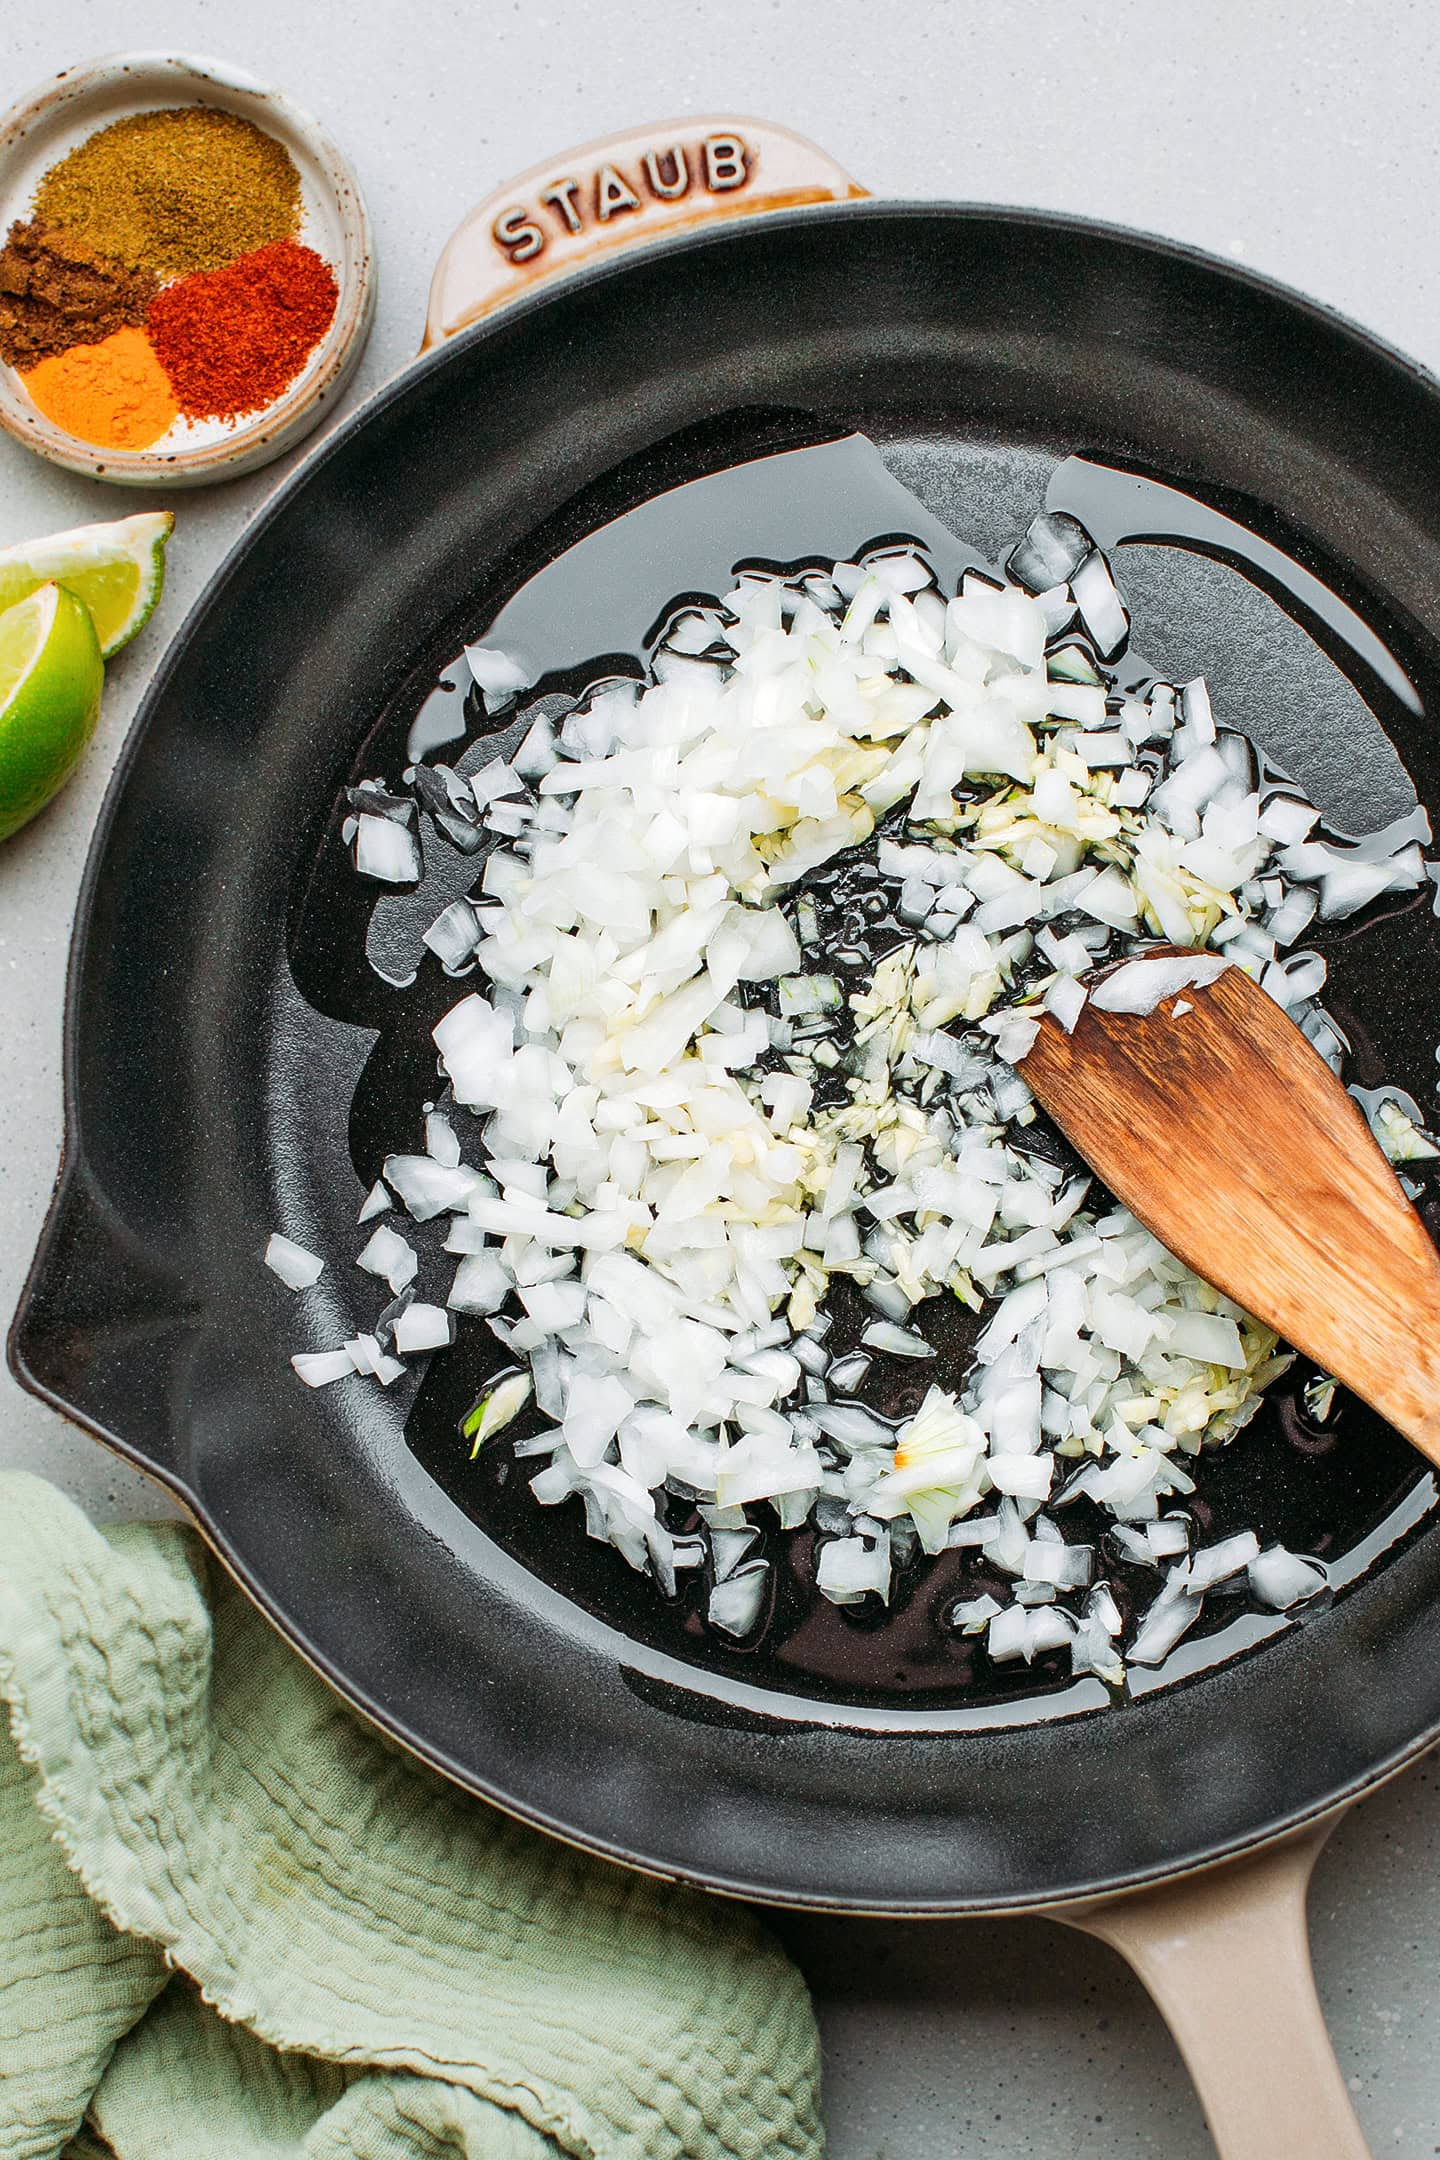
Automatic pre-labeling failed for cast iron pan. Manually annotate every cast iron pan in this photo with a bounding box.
[12,127,1440,1969]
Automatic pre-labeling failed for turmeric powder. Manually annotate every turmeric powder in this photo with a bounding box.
[21,324,177,449]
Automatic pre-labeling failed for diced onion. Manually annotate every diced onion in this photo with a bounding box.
[393,1302,454,1354]
[354,814,421,884]
[465,646,534,704]
[1091,954,1229,1016]
[292,1348,354,1387]
[1249,1545,1327,1609]
[265,1234,324,1290]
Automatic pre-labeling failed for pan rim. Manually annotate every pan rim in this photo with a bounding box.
[10,1320,1439,1915]
[13,197,1440,1913]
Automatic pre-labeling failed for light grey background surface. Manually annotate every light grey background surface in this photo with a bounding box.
[3,3,1440,2152]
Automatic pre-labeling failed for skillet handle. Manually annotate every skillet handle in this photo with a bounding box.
[7,1159,196,1494]
[421,117,866,347]
[1046,1811,1370,2160]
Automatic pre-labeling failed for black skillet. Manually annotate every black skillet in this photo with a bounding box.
[12,117,1440,2156]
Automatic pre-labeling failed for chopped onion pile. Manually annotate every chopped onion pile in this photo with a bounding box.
[271,502,1438,1690]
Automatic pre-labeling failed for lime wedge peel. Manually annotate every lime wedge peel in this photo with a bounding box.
[0,582,105,843]
[0,510,173,660]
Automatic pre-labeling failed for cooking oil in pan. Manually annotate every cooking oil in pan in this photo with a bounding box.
[302,428,1440,1716]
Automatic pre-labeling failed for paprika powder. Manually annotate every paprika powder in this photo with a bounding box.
[146,238,339,422]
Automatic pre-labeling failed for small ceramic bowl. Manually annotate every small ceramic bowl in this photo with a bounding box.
[0,51,374,486]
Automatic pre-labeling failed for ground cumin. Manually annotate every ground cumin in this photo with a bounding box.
[34,106,301,279]
[0,219,157,368]
[23,325,178,449]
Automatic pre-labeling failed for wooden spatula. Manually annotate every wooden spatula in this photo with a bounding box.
[1017,947,1440,1466]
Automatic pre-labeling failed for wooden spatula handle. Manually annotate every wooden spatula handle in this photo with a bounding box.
[1020,957,1440,1472]
[1049,1813,1370,2160]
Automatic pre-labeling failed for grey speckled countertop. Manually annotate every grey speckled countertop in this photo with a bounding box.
[4,3,1440,2152]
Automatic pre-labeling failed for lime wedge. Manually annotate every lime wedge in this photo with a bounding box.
[0,583,105,842]
[0,510,173,660]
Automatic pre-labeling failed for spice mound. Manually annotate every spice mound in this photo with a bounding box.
[33,106,301,278]
[3,102,343,455]
[148,238,339,422]
[23,325,177,450]
[0,220,157,369]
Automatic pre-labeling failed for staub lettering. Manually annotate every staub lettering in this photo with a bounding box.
[702,136,747,191]
[539,178,584,235]
[491,205,545,265]
[642,145,688,200]
[595,164,641,221]
[490,134,752,264]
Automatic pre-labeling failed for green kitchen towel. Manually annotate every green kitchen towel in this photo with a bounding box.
[0,1472,823,2160]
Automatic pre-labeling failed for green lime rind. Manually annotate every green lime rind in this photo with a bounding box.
[0,510,173,660]
[0,583,105,844]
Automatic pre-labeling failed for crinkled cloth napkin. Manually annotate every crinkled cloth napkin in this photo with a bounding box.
[0,1472,822,2159]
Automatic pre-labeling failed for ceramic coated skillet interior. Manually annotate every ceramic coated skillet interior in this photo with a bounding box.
[14,204,1440,1914]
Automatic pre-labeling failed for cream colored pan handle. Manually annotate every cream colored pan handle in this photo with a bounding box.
[422,117,866,347]
[425,131,1372,2159]
[1046,1811,1369,2159]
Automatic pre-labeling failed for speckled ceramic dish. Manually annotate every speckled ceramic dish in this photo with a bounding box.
[0,51,373,485]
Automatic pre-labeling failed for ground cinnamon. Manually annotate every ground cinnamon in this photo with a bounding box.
[0,219,157,368]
